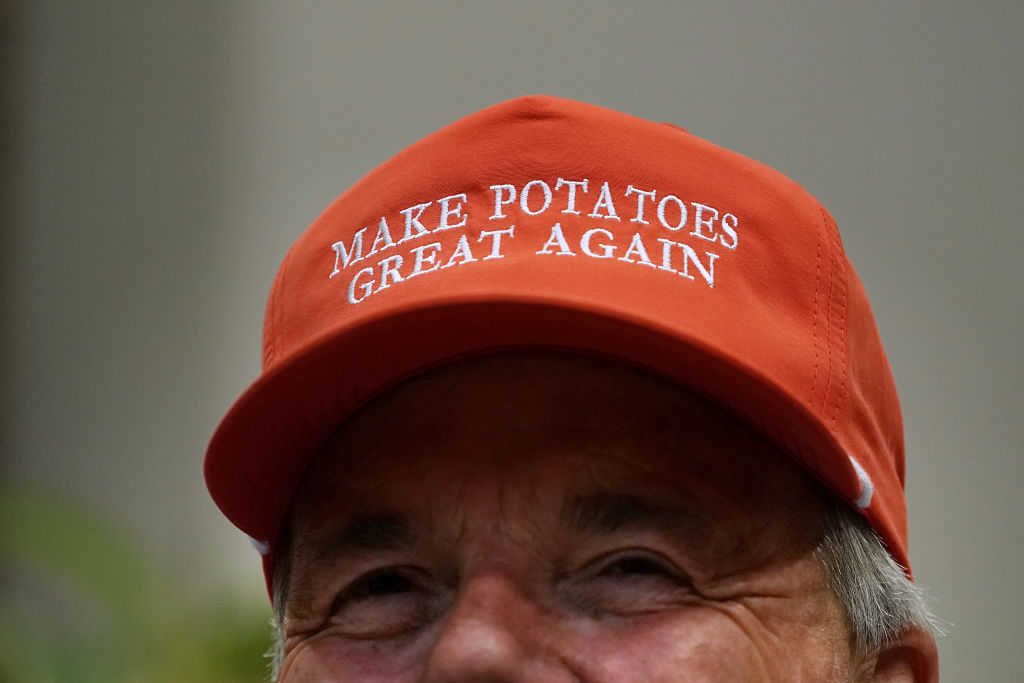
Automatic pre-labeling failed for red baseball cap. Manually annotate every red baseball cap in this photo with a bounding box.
[204,95,909,592]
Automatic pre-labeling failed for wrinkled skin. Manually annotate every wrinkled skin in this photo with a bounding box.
[277,352,937,681]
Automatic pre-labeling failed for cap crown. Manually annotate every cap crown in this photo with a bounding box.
[205,96,908,584]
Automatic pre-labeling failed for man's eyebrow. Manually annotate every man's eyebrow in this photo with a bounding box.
[563,491,706,537]
[305,511,416,565]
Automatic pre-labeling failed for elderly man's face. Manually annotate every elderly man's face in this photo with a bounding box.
[277,352,865,681]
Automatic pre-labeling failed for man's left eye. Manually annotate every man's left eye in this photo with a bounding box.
[596,554,673,578]
[566,549,694,616]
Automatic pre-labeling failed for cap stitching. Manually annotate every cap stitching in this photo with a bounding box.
[827,210,850,429]
[819,216,837,416]
[809,227,824,409]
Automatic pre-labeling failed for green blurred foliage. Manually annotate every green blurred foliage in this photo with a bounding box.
[0,486,272,682]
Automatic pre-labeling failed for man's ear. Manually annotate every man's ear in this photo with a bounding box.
[867,625,939,682]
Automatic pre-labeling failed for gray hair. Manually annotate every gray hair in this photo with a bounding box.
[814,500,942,654]
[264,500,940,680]
[267,548,290,681]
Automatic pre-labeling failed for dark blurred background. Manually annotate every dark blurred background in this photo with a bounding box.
[2,2,1021,680]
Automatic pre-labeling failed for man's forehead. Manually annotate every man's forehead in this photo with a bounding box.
[296,491,713,563]
[287,351,825,553]
[294,352,767,491]
[309,351,770,461]
[284,449,824,601]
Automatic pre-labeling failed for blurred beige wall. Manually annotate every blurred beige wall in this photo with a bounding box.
[4,2,1022,680]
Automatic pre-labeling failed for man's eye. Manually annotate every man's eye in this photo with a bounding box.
[568,550,693,616]
[348,570,417,598]
[329,567,438,639]
[597,555,672,578]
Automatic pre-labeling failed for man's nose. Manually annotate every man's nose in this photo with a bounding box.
[422,574,576,682]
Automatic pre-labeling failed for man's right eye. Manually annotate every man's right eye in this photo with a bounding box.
[349,570,417,598]
[329,566,438,639]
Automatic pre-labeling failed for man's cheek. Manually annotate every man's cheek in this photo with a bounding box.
[279,627,432,682]
[555,607,766,681]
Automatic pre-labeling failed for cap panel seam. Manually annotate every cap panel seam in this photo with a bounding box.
[818,212,837,417]
[809,223,824,411]
[823,209,849,429]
